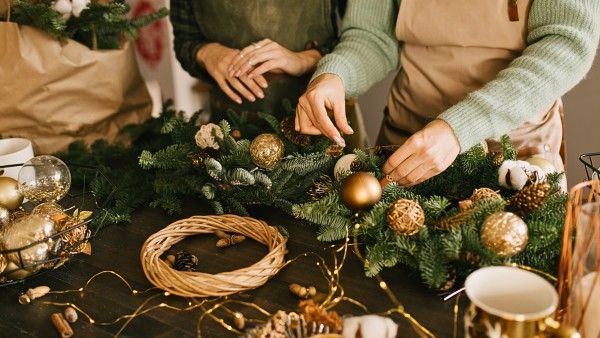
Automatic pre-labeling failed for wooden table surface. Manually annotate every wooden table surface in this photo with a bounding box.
[0,201,458,338]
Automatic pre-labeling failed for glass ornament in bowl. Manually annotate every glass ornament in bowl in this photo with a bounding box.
[17,155,71,204]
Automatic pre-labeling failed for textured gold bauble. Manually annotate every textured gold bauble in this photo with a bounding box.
[0,254,6,275]
[0,206,9,227]
[387,199,425,236]
[0,214,57,275]
[480,212,528,257]
[250,133,285,170]
[340,172,382,211]
[470,188,502,203]
[0,177,24,210]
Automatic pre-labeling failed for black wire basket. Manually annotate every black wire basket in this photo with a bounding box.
[580,152,600,181]
[0,162,115,286]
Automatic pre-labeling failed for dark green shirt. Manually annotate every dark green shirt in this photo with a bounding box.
[170,0,343,117]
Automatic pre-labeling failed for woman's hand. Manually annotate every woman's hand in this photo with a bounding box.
[228,38,321,79]
[381,120,460,187]
[196,42,268,104]
[295,73,353,147]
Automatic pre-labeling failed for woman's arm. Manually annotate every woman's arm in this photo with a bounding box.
[439,0,600,152]
[170,0,211,81]
[312,0,400,97]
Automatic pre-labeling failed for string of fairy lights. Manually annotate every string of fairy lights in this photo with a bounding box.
[36,221,438,337]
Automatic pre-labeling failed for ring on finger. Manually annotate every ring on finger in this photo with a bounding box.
[248,58,255,66]
[385,174,396,183]
[252,42,262,49]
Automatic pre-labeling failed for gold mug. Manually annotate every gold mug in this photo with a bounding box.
[464,266,579,338]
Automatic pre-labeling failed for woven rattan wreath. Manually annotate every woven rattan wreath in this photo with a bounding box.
[140,215,287,297]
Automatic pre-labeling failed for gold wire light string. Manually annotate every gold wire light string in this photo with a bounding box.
[352,222,436,338]
[452,293,461,338]
[47,270,156,296]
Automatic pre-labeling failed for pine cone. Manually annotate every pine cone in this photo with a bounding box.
[308,175,334,201]
[438,271,456,292]
[433,210,473,231]
[508,182,551,217]
[350,159,368,172]
[325,144,344,158]
[373,145,398,158]
[460,251,482,266]
[190,151,211,169]
[492,152,504,166]
[281,116,311,147]
[173,251,199,271]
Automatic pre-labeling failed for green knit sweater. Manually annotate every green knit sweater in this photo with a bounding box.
[313,0,600,152]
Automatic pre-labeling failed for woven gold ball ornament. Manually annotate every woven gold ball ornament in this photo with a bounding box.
[0,177,24,210]
[387,199,425,236]
[480,212,528,257]
[470,188,502,203]
[340,172,382,211]
[249,133,285,170]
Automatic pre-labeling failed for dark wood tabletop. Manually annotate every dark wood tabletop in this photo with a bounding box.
[0,201,458,338]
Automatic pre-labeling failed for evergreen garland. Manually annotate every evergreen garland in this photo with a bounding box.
[58,103,567,290]
[293,139,567,289]
[6,0,168,49]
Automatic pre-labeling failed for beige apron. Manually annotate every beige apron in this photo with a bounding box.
[378,0,564,170]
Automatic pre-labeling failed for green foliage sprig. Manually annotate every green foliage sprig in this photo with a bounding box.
[7,0,168,49]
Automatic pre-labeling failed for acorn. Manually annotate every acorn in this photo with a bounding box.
[289,283,317,299]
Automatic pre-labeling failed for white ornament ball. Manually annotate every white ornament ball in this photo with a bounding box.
[52,0,73,19]
[526,156,557,174]
[334,154,358,180]
[342,315,398,338]
[195,123,224,150]
[71,0,90,17]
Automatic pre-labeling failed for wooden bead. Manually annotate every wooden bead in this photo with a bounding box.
[51,313,73,338]
[64,307,78,323]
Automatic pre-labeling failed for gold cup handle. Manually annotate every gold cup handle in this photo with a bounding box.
[539,317,581,338]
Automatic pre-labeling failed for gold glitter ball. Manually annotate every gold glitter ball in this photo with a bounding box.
[387,199,425,236]
[480,212,528,257]
[249,133,285,170]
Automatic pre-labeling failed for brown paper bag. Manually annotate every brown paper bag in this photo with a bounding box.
[0,22,152,154]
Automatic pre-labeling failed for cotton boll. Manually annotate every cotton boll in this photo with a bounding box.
[529,165,546,182]
[508,166,530,190]
[342,315,398,338]
[498,160,517,189]
[52,0,72,19]
[71,0,90,17]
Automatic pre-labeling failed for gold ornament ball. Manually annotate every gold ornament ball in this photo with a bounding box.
[526,156,556,174]
[32,202,65,220]
[480,212,528,257]
[387,199,425,236]
[0,214,57,276]
[250,133,285,170]
[0,176,24,210]
[340,172,382,211]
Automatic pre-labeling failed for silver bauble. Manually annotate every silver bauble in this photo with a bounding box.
[0,214,56,275]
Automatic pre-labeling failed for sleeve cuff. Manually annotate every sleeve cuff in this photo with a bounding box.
[438,99,495,154]
[311,56,360,97]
